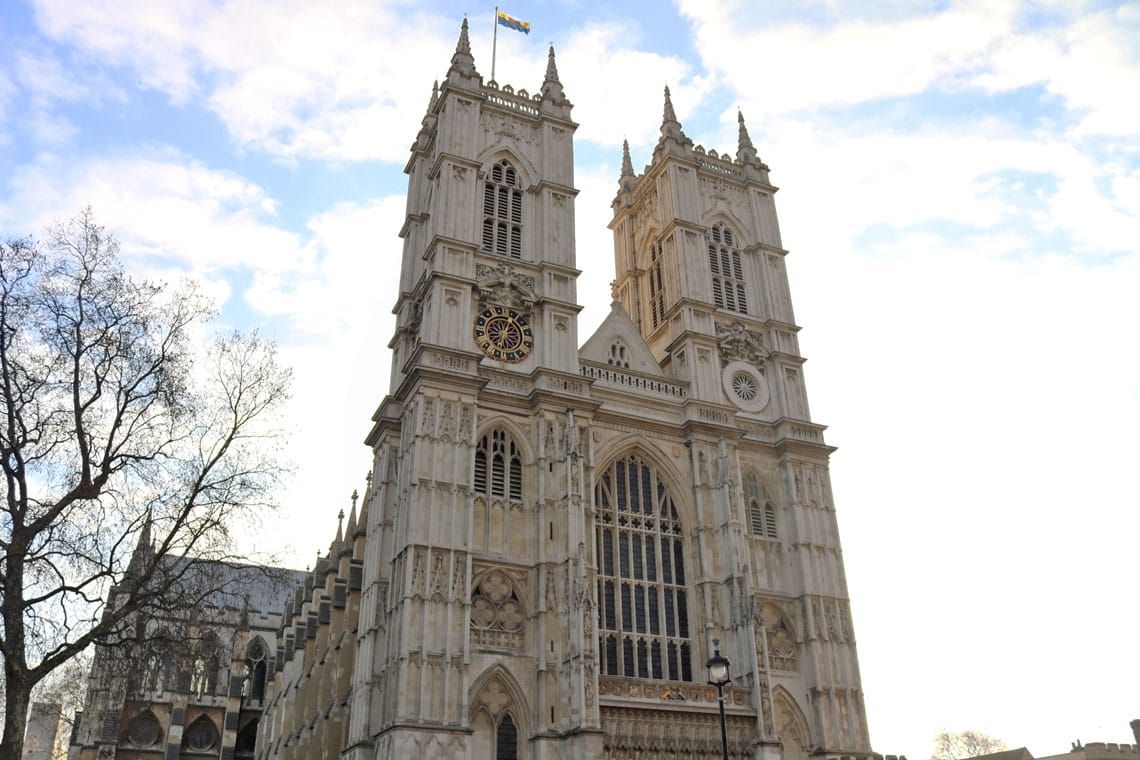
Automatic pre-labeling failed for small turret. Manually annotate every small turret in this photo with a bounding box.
[654,85,692,161]
[736,110,757,163]
[446,17,481,88]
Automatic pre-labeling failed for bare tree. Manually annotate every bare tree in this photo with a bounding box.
[932,730,1009,760]
[0,209,291,760]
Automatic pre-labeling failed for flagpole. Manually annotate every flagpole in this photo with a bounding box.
[491,6,499,83]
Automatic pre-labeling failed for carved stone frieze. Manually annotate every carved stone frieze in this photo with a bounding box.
[599,706,755,759]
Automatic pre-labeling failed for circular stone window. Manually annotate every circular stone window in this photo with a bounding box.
[721,360,770,413]
[127,711,162,748]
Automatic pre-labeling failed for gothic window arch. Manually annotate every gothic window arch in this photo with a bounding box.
[182,715,219,752]
[745,472,778,539]
[708,222,747,313]
[125,710,162,748]
[648,241,666,329]
[471,673,525,760]
[482,159,523,259]
[244,636,268,701]
[595,453,692,681]
[474,428,523,502]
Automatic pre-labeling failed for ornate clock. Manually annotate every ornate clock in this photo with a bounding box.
[473,306,534,363]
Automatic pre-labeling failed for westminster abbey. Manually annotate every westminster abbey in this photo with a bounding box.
[69,17,874,760]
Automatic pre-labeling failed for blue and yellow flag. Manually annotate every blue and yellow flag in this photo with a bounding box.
[497,10,531,35]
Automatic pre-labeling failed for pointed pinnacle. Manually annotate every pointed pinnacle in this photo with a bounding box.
[738,109,755,151]
[621,139,634,177]
[429,80,439,110]
[457,17,471,55]
[663,86,678,124]
[545,45,560,83]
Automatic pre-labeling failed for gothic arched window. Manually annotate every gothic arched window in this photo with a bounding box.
[482,159,523,259]
[745,472,778,539]
[245,637,268,701]
[496,714,519,760]
[474,429,522,501]
[182,715,218,752]
[648,241,666,329]
[707,223,747,313]
[595,454,692,682]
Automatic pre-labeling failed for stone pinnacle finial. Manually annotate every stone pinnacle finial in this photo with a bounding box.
[663,85,678,124]
[448,17,478,79]
[429,80,439,110]
[738,110,754,151]
[542,44,566,104]
[621,139,634,177]
[610,280,620,302]
[457,16,471,55]
[546,44,560,83]
[736,109,760,165]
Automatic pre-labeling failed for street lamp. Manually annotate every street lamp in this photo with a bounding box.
[707,638,731,760]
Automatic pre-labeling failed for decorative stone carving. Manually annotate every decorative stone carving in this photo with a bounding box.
[471,570,525,649]
[475,262,537,311]
[716,321,769,367]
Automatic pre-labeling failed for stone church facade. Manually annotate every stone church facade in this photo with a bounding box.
[71,18,874,760]
[253,19,871,760]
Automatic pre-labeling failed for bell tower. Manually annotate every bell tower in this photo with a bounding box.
[605,90,873,758]
[387,20,580,392]
[349,19,601,760]
[609,88,805,420]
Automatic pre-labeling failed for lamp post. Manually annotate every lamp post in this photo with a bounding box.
[707,638,731,760]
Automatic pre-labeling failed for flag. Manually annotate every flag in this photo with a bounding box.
[497,11,531,35]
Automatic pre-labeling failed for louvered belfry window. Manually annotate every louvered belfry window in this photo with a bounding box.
[595,454,692,682]
[482,159,523,259]
[648,241,666,329]
[474,429,522,501]
[707,223,747,313]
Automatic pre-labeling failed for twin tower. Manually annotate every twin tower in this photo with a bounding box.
[257,19,874,760]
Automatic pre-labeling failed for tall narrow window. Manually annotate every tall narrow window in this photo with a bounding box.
[245,637,268,701]
[595,454,691,681]
[707,223,747,313]
[482,160,523,259]
[474,429,523,502]
[648,242,666,329]
[495,714,519,760]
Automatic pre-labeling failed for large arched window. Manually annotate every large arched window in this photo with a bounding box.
[595,454,692,682]
[474,429,522,501]
[707,223,747,313]
[482,160,523,259]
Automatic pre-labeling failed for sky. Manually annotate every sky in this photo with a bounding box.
[1,0,1138,756]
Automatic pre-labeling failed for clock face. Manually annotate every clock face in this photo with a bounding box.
[473,306,534,363]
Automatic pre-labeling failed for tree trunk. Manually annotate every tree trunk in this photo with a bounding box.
[0,673,31,760]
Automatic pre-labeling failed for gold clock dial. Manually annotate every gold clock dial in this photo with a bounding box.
[473,306,534,363]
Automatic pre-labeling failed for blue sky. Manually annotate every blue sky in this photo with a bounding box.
[2,0,1138,756]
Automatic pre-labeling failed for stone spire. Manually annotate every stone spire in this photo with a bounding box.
[617,139,637,197]
[125,509,154,582]
[447,17,480,85]
[429,80,439,111]
[736,109,759,164]
[663,85,678,124]
[655,85,691,160]
[541,44,569,108]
